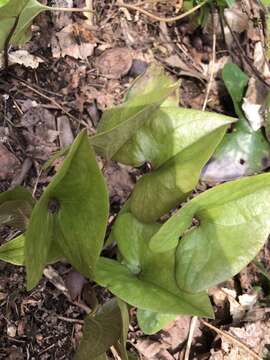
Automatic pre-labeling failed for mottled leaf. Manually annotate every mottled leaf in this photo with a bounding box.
[150,173,270,293]
[96,213,213,317]
[75,299,122,360]
[25,131,109,289]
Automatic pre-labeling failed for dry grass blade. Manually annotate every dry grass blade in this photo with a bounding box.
[115,0,207,22]
[202,12,216,111]
[183,316,198,360]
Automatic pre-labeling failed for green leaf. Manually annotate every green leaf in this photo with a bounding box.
[90,65,179,159]
[129,119,233,222]
[25,130,109,289]
[0,0,10,8]
[150,173,270,293]
[202,63,270,182]
[75,299,122,360]
[0,0,47,51]
[96,213,213,317]
[10,0,47,46]
[0,234,24,265]
[137,309,176,335]
[0,233,63,266]
[0,186,34,230]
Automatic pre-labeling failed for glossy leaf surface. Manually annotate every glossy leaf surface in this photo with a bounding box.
[91,65,179,159]
[96,213,213,317]
[129,123,233,222]
[93,65,235,222]
[150,173,270,293]
[25,131,109,289]
[202,63,270,182]
[75,299,122,360]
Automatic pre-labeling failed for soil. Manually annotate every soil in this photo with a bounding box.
[0,0,270,359]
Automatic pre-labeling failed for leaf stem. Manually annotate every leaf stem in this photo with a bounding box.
[115,0,208,22]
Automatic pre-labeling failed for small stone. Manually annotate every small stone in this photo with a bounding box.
[96,48,133,79]
[7,324,17,338]
[129,59,148,77]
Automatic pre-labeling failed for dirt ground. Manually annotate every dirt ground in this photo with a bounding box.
[0,0,270,359]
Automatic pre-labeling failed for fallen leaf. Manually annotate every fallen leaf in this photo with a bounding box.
[51,23,96,59]
[210,321,270,360]
[0,50,44,69]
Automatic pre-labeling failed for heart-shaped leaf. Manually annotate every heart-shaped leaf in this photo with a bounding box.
[75,299,124,360]
[128,116,234,222]
[94,65,235,222]
[201,63,270,182]
[25,130,109,289]
[96,213,213,317]
[150,173,270,293]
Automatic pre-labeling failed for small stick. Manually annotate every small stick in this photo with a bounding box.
[115,0,208,23]
[183,316,197,360]
[57,316,84,324]
[202,11,216,111]
[47,6,94,13]
[200,319,262,360]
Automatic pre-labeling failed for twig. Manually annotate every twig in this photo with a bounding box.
[115,0,208,23]
[47,6,94,13]
[57,315,84,324]
[202,11,216,111]
[200,319,262,360]
[183,316,197,360]
[7,72,85,125]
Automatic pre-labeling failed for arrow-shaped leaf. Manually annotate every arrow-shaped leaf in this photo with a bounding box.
[96,213,213,317]
[150,173,270,293]
[25,130,109,289]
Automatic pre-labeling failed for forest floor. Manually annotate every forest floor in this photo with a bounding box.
[0,0,270,359]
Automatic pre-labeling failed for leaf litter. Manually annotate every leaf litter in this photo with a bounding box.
[0,0,270,359]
